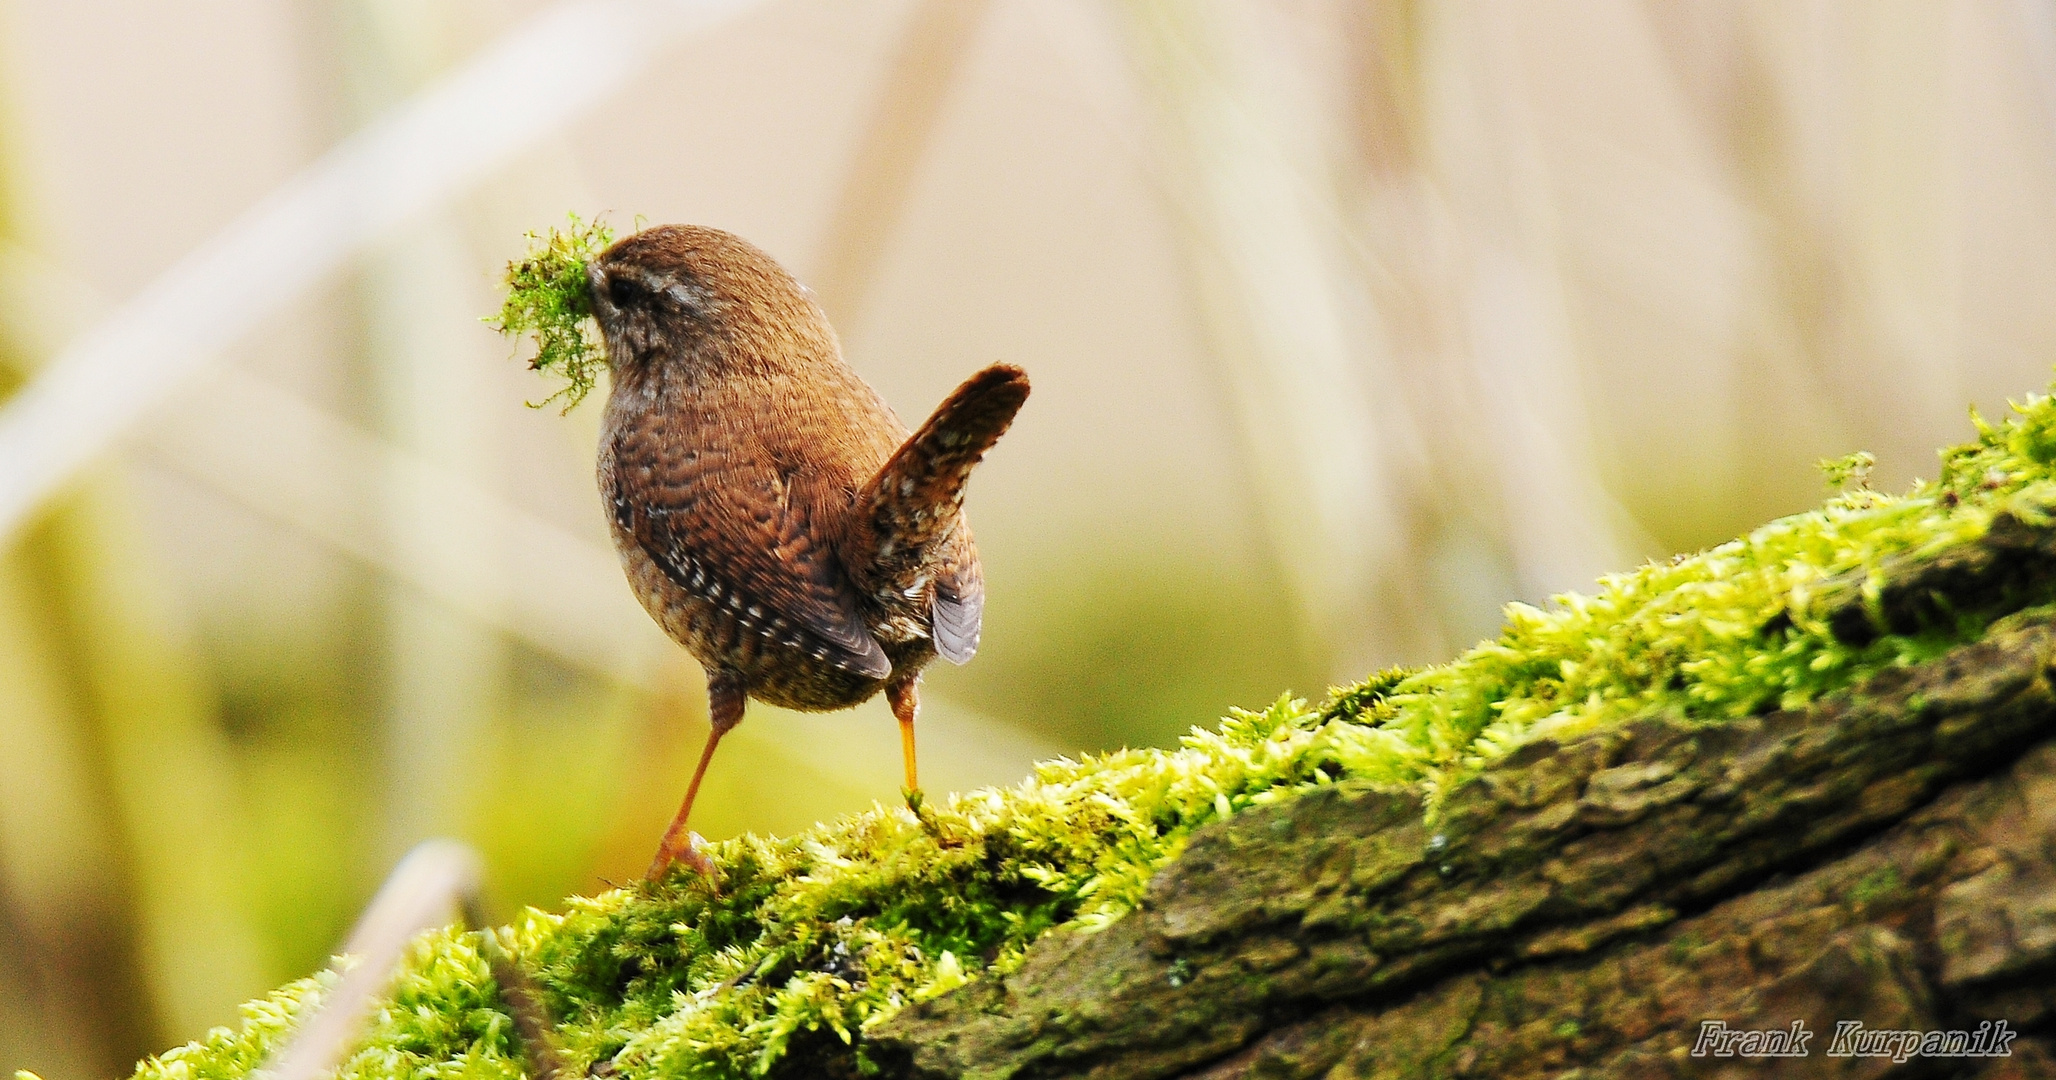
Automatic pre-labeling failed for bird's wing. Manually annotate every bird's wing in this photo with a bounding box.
[607,425,891,679]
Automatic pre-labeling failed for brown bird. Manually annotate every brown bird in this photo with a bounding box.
[586,224,1029,880]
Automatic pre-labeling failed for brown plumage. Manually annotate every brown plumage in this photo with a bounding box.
[587,224,1029,879]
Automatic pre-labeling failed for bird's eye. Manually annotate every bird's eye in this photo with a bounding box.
[608,276,647,307]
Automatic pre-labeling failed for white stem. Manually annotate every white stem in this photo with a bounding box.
[0,0,760,541]
[256,841,484,1080]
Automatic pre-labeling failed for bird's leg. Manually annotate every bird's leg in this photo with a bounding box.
[647,672,746,881]
[888,676,920,802]
[890,677,958,845]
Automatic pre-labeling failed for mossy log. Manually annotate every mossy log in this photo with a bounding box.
[875,569,2056,1078]
[122,394,2056,1080]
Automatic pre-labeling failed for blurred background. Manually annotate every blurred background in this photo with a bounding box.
[6,0,2056,1073]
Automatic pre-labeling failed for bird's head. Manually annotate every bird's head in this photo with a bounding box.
[587,225,837,383]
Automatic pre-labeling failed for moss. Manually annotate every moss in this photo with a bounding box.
[125,971,333,1080]
[1819,450,1877,490]
[1847,866,1903,908]
[490,214,615,413]
[129,386,2056,1078]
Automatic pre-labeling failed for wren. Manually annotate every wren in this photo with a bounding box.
[586,224,1029,879]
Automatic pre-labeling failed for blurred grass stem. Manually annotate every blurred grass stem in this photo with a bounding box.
[0,0,764,545]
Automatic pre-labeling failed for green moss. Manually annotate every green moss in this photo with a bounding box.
[1847,866,1903,908]
[1819,450,1876,490]
[490,213,614,412]
[131,387,2056,1078]
[127,971,333,1080]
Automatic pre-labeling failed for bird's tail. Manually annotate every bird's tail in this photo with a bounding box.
[851,363,1029,579]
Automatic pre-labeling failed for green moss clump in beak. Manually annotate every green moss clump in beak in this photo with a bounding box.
[492,213,615,412]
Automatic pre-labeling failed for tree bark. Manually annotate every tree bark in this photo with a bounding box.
[871,604,2056,1078]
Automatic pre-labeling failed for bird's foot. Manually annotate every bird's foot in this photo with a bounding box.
[645,831,722,887]
[904,789,964,848]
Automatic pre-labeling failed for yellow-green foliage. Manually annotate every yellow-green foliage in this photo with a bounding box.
[491,213,615,412]
[131,389,2056,1078]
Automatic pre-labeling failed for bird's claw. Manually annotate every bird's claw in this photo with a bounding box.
[647,831,722,888]
[904,789,964,847]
